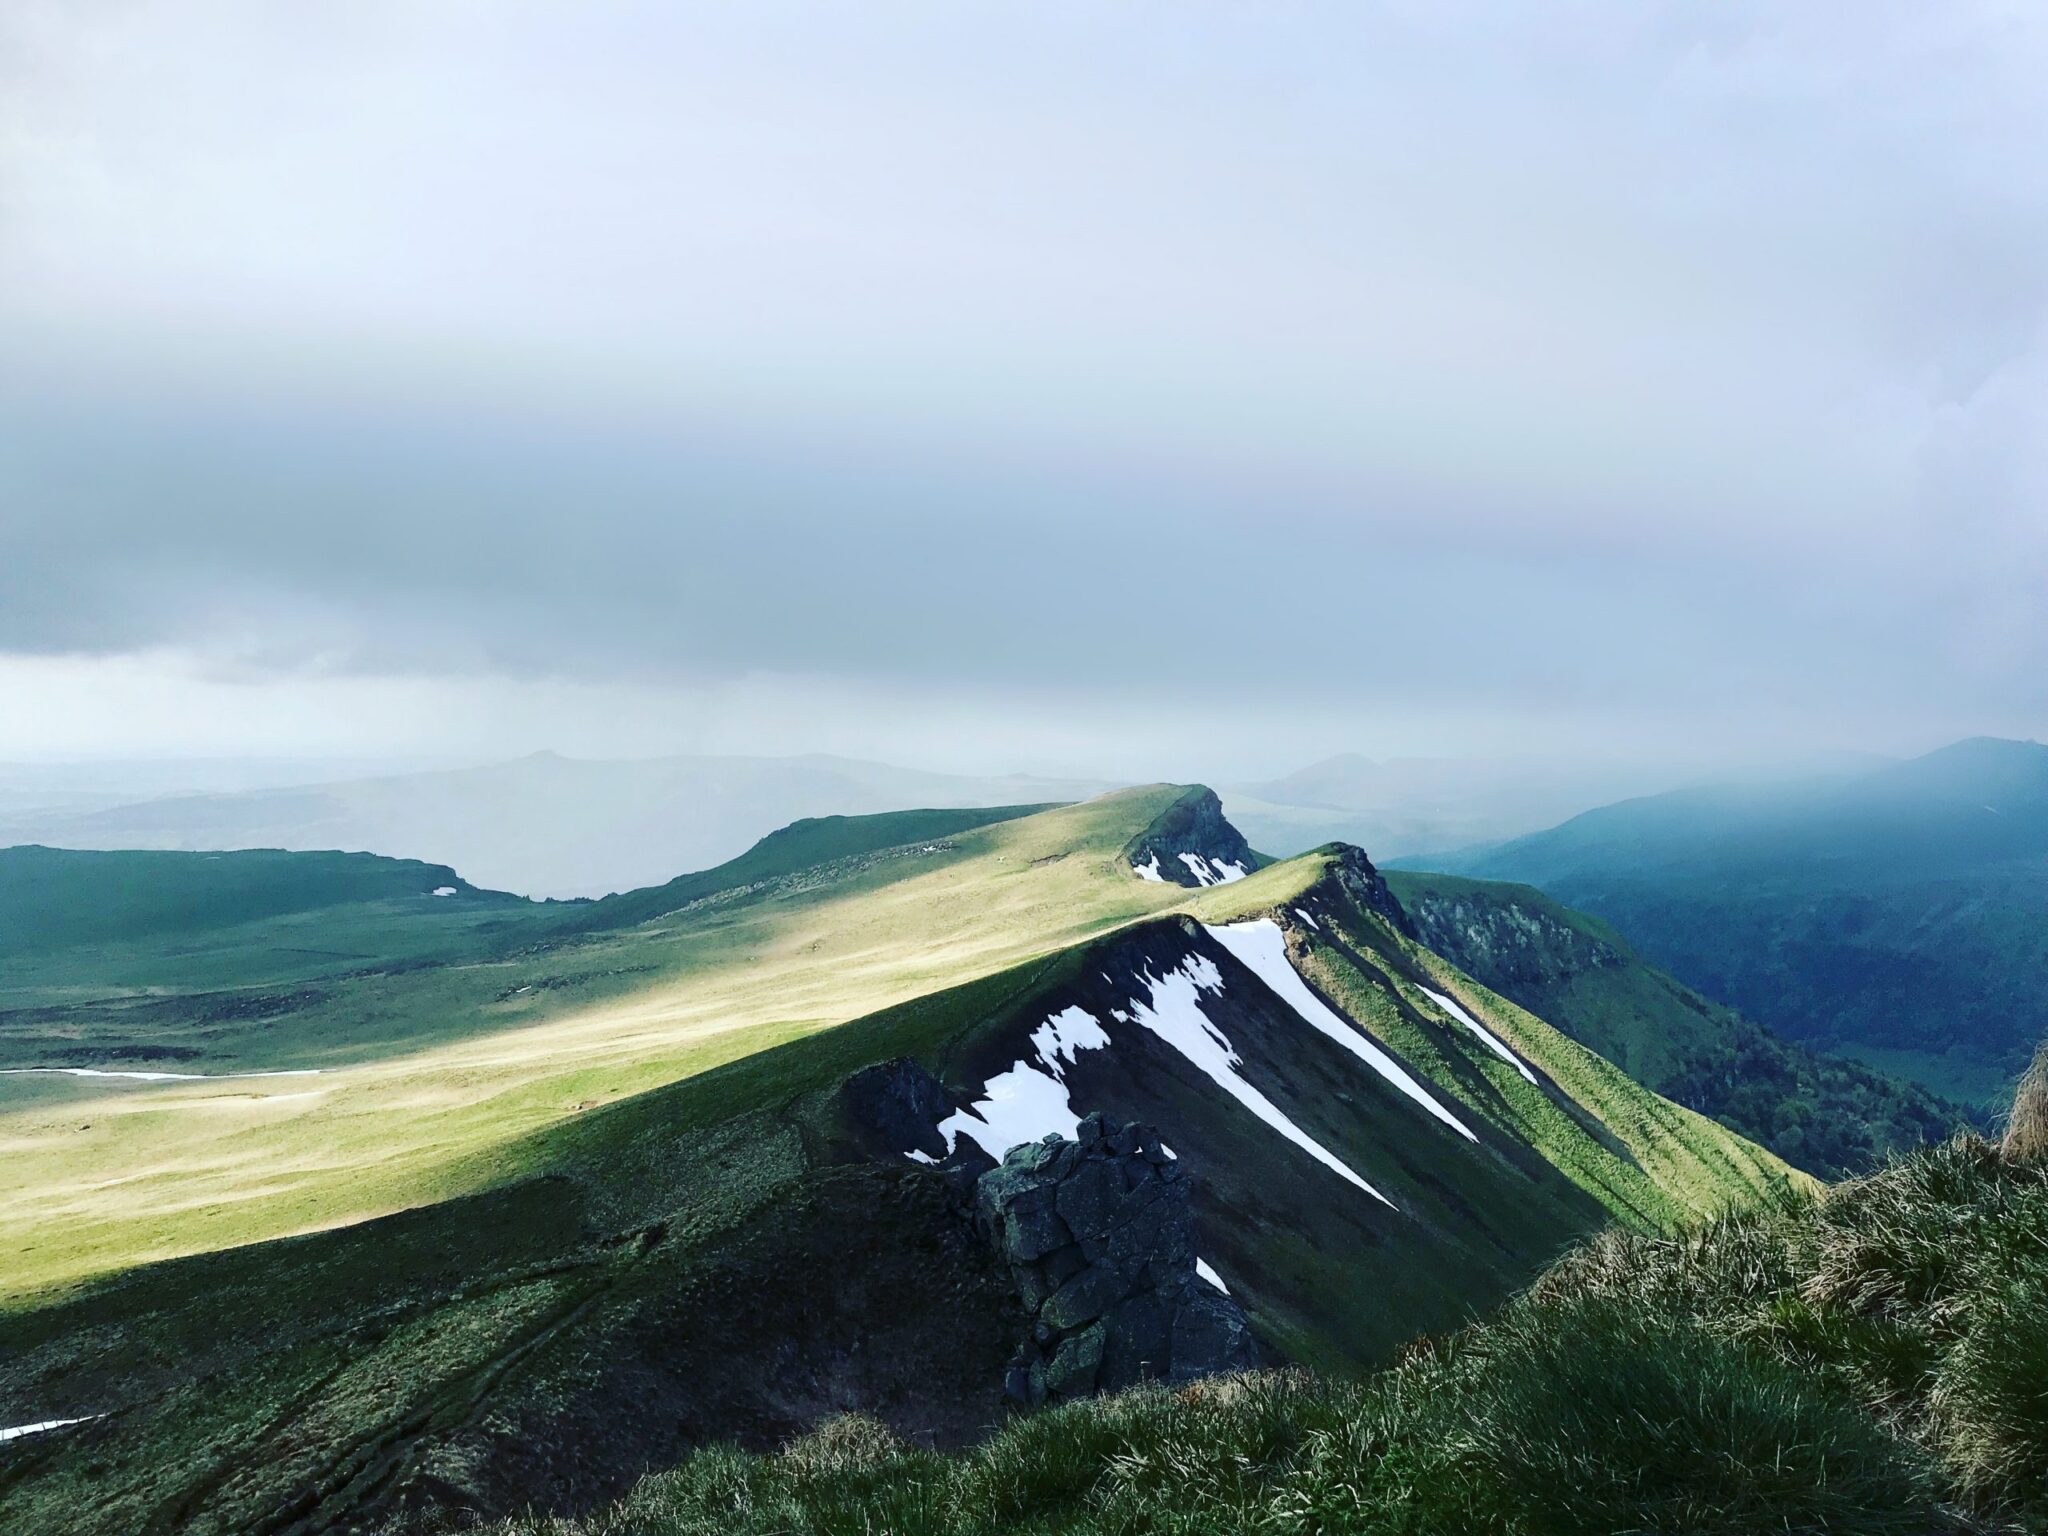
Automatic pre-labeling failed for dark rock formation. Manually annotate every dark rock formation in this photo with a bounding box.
[1126,788,1259,888]
[841,1057,958,1161]
[975,1114,1260,1404]
[839,1058,995,1192]
[1317,843,1420,941]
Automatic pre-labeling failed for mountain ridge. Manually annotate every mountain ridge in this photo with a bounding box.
[0,787,1802,1533]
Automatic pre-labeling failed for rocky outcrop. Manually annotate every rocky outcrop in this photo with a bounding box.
[840,1057,959,1163]
[1318,844,1419,940]
[1397,886,1621,990]
[1126,788,1260,888]
[975,1114,1260,1405]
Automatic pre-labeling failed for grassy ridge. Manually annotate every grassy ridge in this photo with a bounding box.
[492,1131,2048,1536]
[567,804,1062,929]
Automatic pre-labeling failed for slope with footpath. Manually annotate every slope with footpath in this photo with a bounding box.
[1411,738,2048,1106]
[1,789,1795,1533]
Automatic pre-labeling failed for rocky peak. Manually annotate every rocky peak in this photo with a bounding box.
[1126,788,1259,888]
[975,1113,1260,1405]
[1313,843,1418,940]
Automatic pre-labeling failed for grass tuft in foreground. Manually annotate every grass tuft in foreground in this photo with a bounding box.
[2001,1040,2048,1165]
[489,1117,2048,1536]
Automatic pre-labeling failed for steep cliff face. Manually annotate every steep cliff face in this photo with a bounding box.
[1397,878,1622,990]
[1125,787,1261,887]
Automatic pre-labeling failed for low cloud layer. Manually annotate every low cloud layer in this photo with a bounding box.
[3,2,2043,770]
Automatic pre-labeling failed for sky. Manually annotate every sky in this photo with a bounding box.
[2,1,2044,781]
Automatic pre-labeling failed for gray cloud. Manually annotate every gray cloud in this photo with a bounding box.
[1,1,2043,765]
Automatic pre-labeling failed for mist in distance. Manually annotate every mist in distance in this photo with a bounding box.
[3,2,2042,800]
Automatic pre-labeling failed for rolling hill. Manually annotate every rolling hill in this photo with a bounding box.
[0,788,1799,1533]
[1405,738,2048,1106]
[0,752,1116,899]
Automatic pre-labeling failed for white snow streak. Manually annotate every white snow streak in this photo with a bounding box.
[1174,852,1248,887]
[1421,987,1538,1084]
[0,1417,99,1443]
[933,1006,1111,1162]
[1195,1258,1230,1294]
[1203,920,1476,1143]
[1124,955,1390,1204]
[1132,855,1165,882]
[431,886,457,897]
[1294,908,1320,931]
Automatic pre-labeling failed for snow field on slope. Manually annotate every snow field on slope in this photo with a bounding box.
[1420,986,1538,1084]
[1203,920,1476,1143]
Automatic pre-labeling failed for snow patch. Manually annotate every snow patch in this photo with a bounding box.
[1195,1258,1230,1294]
[934,1064,1079,1162]
[1204,920,1476,1143]
[1030,1005,1111,1067]
[1170,851,1248,887]
[1421,987,1538,1084]
[1132,855,1165,883]
[0,1417,99,1444]
[1123,954,1391,1204]
[0,1067,321,1084]
[932,1005,1112,1163]
[431,886,457,897]
[1294,908,1320,931]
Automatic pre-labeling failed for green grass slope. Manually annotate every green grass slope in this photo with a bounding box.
[0,845,513,959]
[565,803,1060,929]
[0,802,1797,1534]
[0,790,1192,1295]
[474,1126,2048,1536]
[1388,870,1968,1177]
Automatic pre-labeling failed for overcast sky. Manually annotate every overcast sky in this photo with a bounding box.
[2,1,2043,779]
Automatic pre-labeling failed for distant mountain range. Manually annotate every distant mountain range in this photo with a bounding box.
[1221,754,1688,861]
[0,749,1701,899]
[1404,737,2048,1106]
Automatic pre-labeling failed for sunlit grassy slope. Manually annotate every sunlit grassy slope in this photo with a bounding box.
[0,789,1274,1296]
